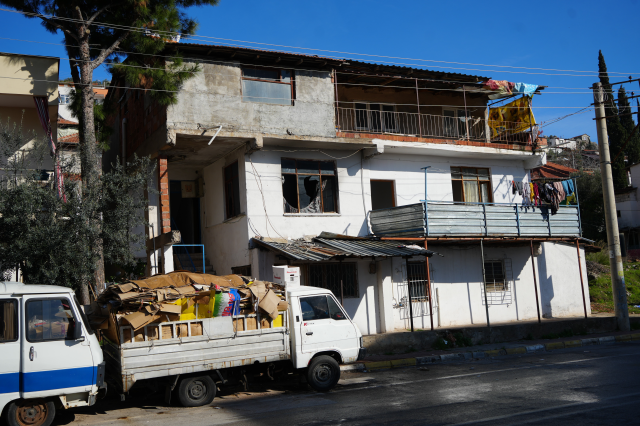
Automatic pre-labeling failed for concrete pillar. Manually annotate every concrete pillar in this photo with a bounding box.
[376,258,395,333]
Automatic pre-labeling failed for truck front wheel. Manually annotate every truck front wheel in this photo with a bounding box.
[176,375,216,407]
[307,355,340,392]
[7,400,55,426]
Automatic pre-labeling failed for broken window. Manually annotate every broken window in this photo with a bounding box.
[451,167,492,203]
[308,263,358,298]
[484,260,507,292]
[370,180,396,210]
[242,67,294,105]
[281,159,338,214]
[224,161,241,219]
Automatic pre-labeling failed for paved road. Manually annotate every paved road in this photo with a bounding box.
[56,342,640,426]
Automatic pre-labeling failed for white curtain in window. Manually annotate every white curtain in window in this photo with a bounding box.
[463,181,479,203]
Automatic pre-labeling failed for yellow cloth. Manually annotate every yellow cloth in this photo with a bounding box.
[564,193,576,205]
[488,96,536,138]
[529,183,535,203]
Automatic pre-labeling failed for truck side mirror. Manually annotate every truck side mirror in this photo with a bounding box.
[74,320,84,341]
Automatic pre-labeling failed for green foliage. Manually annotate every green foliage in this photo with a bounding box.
[587,249,640,314]
[617,87,640,165]
[0,118,154,291]
[574,170,606,241]
[598,51,628,189]
[586,241,610,266]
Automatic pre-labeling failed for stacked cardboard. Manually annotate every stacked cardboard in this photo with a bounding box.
[89,271,287,343]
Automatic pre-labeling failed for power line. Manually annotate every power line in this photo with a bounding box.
[2,8,640,78]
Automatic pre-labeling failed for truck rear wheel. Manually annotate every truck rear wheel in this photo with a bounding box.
[307,355,340,392]
[7,400,55,426]
[176,375,216,407]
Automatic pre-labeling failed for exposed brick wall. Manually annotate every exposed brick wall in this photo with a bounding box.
[158,156,171,234]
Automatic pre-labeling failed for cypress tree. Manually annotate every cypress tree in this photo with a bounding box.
[618,87,640,165]
[598,51,628,189]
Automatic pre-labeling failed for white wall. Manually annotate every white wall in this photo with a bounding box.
[617,163,640,230]
[388,242,589,332]
[243,149,532,241]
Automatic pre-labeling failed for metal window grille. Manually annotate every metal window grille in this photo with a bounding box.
[407,262,429,302]
[308,263,358,298]
[482,259,513,305]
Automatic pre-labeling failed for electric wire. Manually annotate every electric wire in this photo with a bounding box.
[2,8,640,78]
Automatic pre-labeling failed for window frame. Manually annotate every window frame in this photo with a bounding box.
[25,297,78,343]
[241,66,295,106]
[307,262,359,298]
[450,166,493,204]
[406,261,429,302]
[281,158,339,214]
[224,161,241,219]
[0,299,19,343]
[484,260,507,293]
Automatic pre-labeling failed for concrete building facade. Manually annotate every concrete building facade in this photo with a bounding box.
[106,44,590,335]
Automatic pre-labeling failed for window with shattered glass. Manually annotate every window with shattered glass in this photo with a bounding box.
[281,159,338,214]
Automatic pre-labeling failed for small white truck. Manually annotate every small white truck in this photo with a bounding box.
[0,281,365,426]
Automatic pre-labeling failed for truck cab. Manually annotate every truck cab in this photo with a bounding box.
[0,282,104,426]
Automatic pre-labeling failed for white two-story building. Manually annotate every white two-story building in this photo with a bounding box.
[105,44,590,335]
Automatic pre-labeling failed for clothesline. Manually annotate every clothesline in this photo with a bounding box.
[511,178,577,214]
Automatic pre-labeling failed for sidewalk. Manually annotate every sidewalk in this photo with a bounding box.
[341,316,640,372]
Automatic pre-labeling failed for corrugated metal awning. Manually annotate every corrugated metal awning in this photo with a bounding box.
[251,234,437,262]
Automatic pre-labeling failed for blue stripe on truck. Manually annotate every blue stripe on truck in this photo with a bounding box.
[21,367,96,392]
[0,372,19,394]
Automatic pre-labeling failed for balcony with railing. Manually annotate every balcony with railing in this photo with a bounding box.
[336,107,536,146]
[369,201,581,239]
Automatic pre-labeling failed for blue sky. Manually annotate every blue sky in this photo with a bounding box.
[1,0,639,139]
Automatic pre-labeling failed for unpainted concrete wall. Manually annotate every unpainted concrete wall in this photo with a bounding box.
[167,62,336,138]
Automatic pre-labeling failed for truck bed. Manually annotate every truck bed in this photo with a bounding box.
[103,316,290,392]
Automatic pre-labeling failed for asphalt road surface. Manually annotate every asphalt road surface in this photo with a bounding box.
[54,342,640,426]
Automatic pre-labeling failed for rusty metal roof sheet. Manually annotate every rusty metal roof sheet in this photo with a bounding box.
[251,235,436,261]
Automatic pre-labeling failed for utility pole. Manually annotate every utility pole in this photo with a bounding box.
[592,82,630,331]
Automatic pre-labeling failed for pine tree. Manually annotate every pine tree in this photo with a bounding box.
[617,87,640,165]
[0,0,219,302]
[598,51,628,189]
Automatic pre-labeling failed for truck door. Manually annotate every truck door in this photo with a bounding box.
[0,298,20,407]
[20,295,95,399]
[299,295,357,355]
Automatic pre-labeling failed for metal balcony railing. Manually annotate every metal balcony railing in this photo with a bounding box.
[369,201,581,238]
[335,107,536,145]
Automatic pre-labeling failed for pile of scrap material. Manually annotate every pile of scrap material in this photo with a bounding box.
[90,271,287,341]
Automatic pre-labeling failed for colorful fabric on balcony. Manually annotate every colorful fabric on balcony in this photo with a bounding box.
[513,82,538,96]
[488,96,536,138]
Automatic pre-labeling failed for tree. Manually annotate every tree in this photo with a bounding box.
[0,117,155,294]
[0,0,218,302]
[574,170,606,241]
[598,51,627,189]
[617,87,640,165]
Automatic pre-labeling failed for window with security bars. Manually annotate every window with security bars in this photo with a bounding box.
[407,262,429,301]
[308,263,358,298]
[484,260,507,292]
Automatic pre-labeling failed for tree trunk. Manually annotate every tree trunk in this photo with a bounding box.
[77,31,105,304]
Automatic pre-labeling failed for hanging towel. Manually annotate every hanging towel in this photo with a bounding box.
[513,82,539,97]
[533,183,540,206]
[553,181,566,206]
[566,179,575,196]
[512,181,517,195]
[522,184,530,205]
[529,183,535,204]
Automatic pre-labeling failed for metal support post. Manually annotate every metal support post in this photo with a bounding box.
[415,78,423,137]
[424,240,434,331]
[334,70,340,132]
[480,240,490,329]
[405,257,415,332]
[530,240,541,324]
[593,82,630,331]
[463,86,470,140]
[421,166,431,236]
[575,239,588,319]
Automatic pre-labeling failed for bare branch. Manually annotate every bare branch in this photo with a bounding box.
[87,3,117,25]
[40,17,79,42]
[91,31,131,70]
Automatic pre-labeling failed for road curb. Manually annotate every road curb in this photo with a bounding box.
[343,332,640,372]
